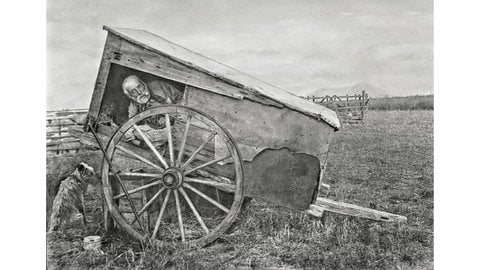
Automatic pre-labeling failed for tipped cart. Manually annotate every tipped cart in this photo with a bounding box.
[72,26,406,247]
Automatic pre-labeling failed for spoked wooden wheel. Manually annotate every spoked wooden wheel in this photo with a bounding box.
[101,105,244,247]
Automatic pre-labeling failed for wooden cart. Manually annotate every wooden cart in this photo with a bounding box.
[72,26,406,247]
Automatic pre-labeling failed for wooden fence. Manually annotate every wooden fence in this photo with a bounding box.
[46,109,88,156]
[302,91,369,124]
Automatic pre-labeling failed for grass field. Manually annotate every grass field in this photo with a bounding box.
[368,95,433,111]
[46,110,433,269]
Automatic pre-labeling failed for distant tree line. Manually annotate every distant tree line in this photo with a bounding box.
[368,94,433,110]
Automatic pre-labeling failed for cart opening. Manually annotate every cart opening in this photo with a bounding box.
[99,63,186,126]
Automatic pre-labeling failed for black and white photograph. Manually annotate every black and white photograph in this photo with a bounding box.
[42,0,436,269]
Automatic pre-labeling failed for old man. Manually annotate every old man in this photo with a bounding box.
[122,75,182,146]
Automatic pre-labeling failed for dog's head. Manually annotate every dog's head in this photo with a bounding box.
[76,162,98,185]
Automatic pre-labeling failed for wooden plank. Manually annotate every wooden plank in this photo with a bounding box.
[304,204,324,218]
[316,101,367,107]
[46,116,77,122]
[46,135,77,140]
[46,141,82,148]
[110,58,245,101]
[320,105,366,111]
[115,40,249,101]
[47,108,88,114]
[360,90,366,122]
[87,32,122,123]
[118,198,144,213]
[185,177,235,193]
[46,129,73,137]
[46,130,72,135]
[46,122,77,127]
[46,146,83,152]
[315,95,360,100]
[312,197,407,223]
[314,99,365,105]
[46,139,80,146]
[46,127,74,132]
[46,112,87,118]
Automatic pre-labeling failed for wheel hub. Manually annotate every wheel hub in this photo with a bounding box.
[162,168,184,189]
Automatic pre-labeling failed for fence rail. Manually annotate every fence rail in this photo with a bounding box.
[301,91,369,124]
[46,109,88,156]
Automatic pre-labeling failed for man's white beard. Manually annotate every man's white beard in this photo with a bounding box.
[137,95,150,104]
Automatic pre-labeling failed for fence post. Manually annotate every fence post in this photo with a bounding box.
[360,90,366,122]
[57,119,62,154]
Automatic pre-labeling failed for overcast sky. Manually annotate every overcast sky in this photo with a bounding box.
[47,0,432,110]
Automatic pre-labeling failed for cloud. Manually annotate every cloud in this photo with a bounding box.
[47,0,433,109]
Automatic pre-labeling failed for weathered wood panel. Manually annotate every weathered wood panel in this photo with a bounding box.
[185,86,335,164]
[114,39,284,108]
[87,33,123,124]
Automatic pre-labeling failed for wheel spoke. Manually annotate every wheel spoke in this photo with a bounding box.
[183,183,229,213]
[151,189,171,240]
[196,169,233,184]
[184,154,231,175]
[109,172,163,179]
[215,188,221,203]
[116,144,164,172]
[130,186,166,225]
[179,187,209,234]
[174,190,186,242]
[133,124,170,169]
[176,115,191,166]
[165,113,175,165]
[185,177,235,193]
[113,179,163,199]
[180,131,217,170]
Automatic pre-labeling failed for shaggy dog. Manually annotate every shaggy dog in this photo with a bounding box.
[48,162,98,232]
